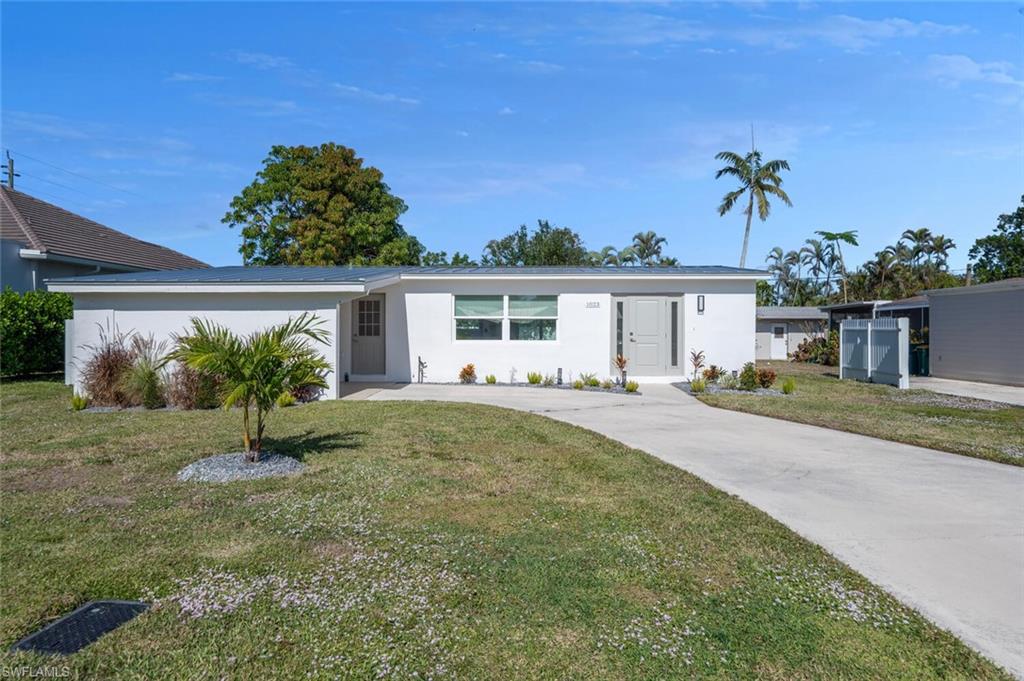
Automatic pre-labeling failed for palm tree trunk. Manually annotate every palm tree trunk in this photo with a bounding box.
[739,192,754,268]
[837,244,848,303]
[242,405,253,461]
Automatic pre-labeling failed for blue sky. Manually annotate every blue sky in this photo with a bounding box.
[2,2,1021,270]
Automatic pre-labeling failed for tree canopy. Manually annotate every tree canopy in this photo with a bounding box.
[969,195,1024,284]
[481,220,590,266]
[714,149,792,268]
[223,143,423,266]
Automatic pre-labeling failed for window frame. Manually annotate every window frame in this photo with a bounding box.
[452,294,505,341]
[451,294,559,342]
[507,295,558,342]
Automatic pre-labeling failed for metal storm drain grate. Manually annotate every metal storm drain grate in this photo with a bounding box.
[11,601,149,655]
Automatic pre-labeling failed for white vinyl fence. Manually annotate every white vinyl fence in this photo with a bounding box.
[840,317,909,389]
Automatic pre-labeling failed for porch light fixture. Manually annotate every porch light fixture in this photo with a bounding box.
[697,295,705,315]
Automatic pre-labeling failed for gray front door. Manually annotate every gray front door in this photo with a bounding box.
[620,296,681,376]
[352,295,385,374]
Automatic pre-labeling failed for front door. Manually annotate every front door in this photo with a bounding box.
[770,323,788,360]
[352,295,385,375]
[625,297,676,376]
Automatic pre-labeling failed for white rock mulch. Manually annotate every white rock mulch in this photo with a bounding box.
[177,453,305,483]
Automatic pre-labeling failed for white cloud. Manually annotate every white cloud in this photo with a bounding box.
[498,106,515,115]
[522,60,564,73]
[732,15,970,51]
[402,161,588,203]
[925,54,1024,89]
[165,72,224,83]
[331,83,420,106]
[229,50,294,70]
[579,12,710,46]
[3,111,93,140]
[455,130,470,137]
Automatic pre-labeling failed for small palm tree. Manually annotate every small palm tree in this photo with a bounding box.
[815,230,859,303]
[929,234,956,270]
[714,149,792,268]
[799,238,829,296]
[900,228,933,267]
[631,231,668,266]
[166,313,331,462]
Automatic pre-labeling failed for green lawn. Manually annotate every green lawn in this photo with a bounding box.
[0,380,1009,679]
[697,361,1024,467]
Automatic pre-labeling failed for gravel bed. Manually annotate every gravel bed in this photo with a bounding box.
[433,381,640,395]
[672,381,785,397]
[177,453,305,483]
[1001,446,1024,460]
[888,392,1013,411]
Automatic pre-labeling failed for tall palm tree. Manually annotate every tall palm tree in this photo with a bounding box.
[815,230,859,303]
[166,313,331,462]
[714,149,792,268]
[590,245,621,266]
[631,231,668,266]
[900,228,933,267]
[929,234,956,270]
[766,247,787,300]
[866,249,897,295]
[799,238,829,297]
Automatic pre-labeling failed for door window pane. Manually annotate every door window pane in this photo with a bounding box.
[456,319,502,340]
[670,301,678,366]
[510,319,556,341]
[616,301,623,357]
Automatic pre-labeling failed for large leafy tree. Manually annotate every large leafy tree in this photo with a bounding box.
[223,143,422,266]
[969,195,1024,283]
[166,313,331,462]
[481,219,590,266]
[714,149,792,268]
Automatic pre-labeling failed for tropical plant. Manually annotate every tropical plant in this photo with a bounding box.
[702,365,723,382]
[81,323,138,407]
[755,367,777,389]
[70,393,88,411]
[714,147,792,267]
[542,374,556,386]
[815,230,859,303]
[572,379,584,390]
[718,373,738,390]
[689,349,706,379]
[781,377,796,395]
[631,231,667,266]
[600,378,613,389]
[166,313,331,462]
[526,371,542,385]
[166,363,223,410]
[120,335,169,409]
[689,378,707,393]
[581,373,600,387]
[276,392,297,408]
[738,362,758,391]
[485,374,497,384]
[613,354,628,381]
[624,380,639,393]
[458,363,477,384]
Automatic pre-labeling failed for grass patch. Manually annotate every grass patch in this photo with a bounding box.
[0,380,1010,679]
[697,361,1024,467]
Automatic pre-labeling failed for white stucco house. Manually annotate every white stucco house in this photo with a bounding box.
[48,265,765,398]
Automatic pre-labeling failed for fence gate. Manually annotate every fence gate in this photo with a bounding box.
[840,318,909,389]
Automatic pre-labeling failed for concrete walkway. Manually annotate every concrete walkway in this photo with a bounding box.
[357,383,1024,677]
[910,376,1024,407]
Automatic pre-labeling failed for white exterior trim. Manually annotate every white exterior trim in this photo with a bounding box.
[48,283,368,294]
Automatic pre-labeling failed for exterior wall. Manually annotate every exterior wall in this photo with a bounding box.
[1,240,131,292]
[929,288,1024,386]
[66,292,345,398]
[755,319,826,360]
[345,277,756,384]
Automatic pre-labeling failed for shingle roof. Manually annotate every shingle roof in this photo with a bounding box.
[48,264,767,285]
[756,306,828,320]
[0,186,208,271]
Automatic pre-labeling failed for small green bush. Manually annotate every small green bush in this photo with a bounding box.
[690,378,707,393]
[542,374,555,386]
[70,393,88,411]
[739,362,758,391]
[624,380,639,393]
[580,372,600,387]
[719,373,738,389]
[459,363,477,384]
[526,371,542,384]
[276,392,297,407]
[485,374,497,384]
[120,335,168,409]
[782,377,796,394]
[0,288,73,377]
[572,379,584,390]
[600,379,613,389]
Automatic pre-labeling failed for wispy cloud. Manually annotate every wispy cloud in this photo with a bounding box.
[331,83,420,106]
[925,54,1024,89]
[579,12,710,46]
[3,111,93,141]
[198,93,300,116]
[228,50,294,70]
[732,15,971,51]
[403,161,589,203]
[165,72,224,83]
[498,106,515,115]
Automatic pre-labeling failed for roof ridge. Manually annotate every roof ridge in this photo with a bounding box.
[0,186,44,250]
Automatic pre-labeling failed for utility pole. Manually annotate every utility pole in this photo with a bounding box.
[4,151,19,189]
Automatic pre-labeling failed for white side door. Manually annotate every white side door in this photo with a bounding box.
[351,295,385,375]
[770,323,788,360]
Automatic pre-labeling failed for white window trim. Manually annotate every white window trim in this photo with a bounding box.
[452,294,559,342]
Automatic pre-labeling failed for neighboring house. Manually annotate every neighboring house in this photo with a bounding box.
[1,186,207,292]
[874,296,930,335]
[48,265,766,397]
[755,306,827,360]
[819,300,890,332]
[923,278,1024,386]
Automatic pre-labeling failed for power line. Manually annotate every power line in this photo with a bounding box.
[17,170,98,197]
[13,181,96,211]
[8,149,148,199]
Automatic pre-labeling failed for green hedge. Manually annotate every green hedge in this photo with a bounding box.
[1,288,73,377]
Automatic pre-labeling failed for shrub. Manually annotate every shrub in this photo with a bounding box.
[613,353,628,380]
[81,324,137,407]
[755,367,777,389]
[291,383,324,403]
[120,335,168,409]
[485,374,497,384]
[702,365,723,382]
[718,373,738,389]
[542,374,555,386]
[782,377,796,394]
[572,379,584,390]
[624,380,639,393]
[601,379,613,389]
[689,349,706,379]
[526,371,542,385]
[792,330,839,366]
[690,378,706,393]
[70,393,88,411]
[166,363,222,410]
[0,289,73,377]
[739,362,758,391]
[276,392,297,408]
[458,363,477,384]
[580,372,599,387]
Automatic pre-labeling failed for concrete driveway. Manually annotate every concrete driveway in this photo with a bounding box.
[355,382,1024,677]
[910,376,1024,407]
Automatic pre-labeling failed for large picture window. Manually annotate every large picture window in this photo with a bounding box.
[509,295,557,341]
[453,294,558,341]
[454,295,504,340]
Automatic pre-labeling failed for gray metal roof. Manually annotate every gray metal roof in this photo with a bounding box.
[47,264,767,285]
[874,295,929,311]
[756,306,828,320]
